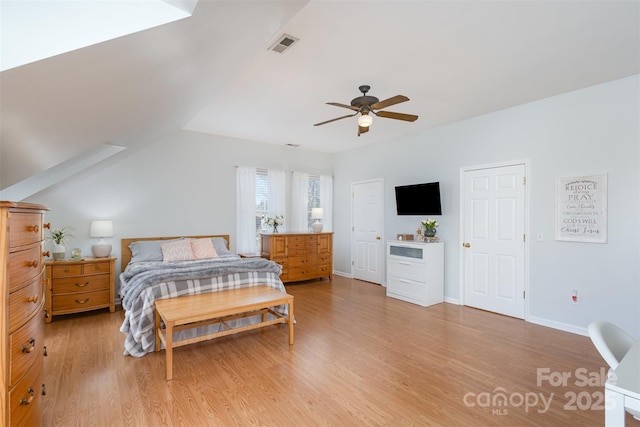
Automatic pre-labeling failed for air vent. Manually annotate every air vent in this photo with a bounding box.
[269,34,299,54]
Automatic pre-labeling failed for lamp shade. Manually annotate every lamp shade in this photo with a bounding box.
[90,220,113,257]
[90,220,113,238]
[357,114,373,127]
[311,208,324,233]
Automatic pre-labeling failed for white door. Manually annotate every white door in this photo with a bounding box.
[462,163,526,318]
[352,179,384,284]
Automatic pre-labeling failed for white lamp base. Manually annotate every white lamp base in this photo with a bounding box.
[312,221,323,233]
[92,243,112,258]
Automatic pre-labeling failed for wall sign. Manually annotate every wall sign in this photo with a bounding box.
[555,174,607,243]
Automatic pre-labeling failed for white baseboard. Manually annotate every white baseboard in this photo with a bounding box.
[527,315,588,336]
[444,296,460,305]
[333,270,353,278]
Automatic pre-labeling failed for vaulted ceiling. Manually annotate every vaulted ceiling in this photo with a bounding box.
[1,0,639,196]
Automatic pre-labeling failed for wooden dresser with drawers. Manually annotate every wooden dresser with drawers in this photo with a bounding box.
[0,201,49,426]
[260,232,333,283]
[44,257,116,323]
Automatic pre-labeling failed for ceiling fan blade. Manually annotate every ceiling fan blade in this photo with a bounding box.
[357,125,370,136]
[314,112,358,126]
[374,110,418,122]
[371,95,409,110]
[326,102,360,112]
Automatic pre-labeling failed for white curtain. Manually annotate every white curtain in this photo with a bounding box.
[320,174,333,232]
[236,166,257,253]
[290,172,309,232]
[267,169,286,231]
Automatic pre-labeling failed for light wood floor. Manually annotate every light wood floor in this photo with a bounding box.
[42,276,635,426]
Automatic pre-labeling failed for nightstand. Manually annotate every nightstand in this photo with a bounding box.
[238,253,262,258]
[44,257,116,323]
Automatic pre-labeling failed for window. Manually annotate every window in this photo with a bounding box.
[307,174,321,231]
[256,169,268,235]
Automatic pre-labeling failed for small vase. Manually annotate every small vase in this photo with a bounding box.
[272,225,279,233]
[424,228,437,238]
[52,243,66,260]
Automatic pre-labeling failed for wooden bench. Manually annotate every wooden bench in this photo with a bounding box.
[154,285,294,380]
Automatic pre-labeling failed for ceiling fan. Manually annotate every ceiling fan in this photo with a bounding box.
[314,85,418,136]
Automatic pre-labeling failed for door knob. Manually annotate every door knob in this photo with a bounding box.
[463,242,471,248]
[376,236,381,240]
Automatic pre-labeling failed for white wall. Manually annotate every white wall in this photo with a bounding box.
[26,75,639,338]
[27,130,333,274]
[331,75,640,336]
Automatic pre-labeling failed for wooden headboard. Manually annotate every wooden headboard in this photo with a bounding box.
[120,234,230,272]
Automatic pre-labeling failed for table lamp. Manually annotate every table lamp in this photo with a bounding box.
[311,208,324,233]
[90,220,113,257]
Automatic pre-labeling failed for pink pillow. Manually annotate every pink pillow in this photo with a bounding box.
[161,239,195,263]
[190,238,218,260]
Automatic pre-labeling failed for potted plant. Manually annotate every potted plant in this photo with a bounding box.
[46,226,74,259]
[262,215,284,233]
[420,218,439,238]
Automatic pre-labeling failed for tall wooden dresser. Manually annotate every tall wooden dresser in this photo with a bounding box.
[260,232,333,283]
[0,201,49,426]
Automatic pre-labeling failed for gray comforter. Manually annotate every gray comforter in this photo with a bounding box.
[119,257,287,357]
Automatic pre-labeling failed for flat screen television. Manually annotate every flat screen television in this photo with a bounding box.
[395,182,442,215]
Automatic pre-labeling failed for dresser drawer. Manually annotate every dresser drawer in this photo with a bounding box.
[288,236,317,256]
[9,212,43,248]
[288,236,317,246]
[9,353,43,427]
[52,261,111,277]
[288,255,316,268]
[317,264,332,276]
[387,275,427,301]
[51,264,82,277]
[83,261,111,275]
[387,259,427,282]
[53,289,110,313]
[317,254,331,266]
[9,275,43,333]
[8,246,43,292]
[52,274,109,294]
[288,267,316,281]
[10,310,44,387]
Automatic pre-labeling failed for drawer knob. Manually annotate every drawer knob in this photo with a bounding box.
[75,281,90,288]
[27,295,38,304]
[42,383,47,396]
[44,223,51,229]
[20,387,35,405]
[26,224,39,233]
[27,259,39,268]
[42,251,50,257]
[43,346,48,357]
[22,338,36,353]
[75,298,90,305]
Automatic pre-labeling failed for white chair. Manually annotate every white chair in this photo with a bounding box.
[588,320,640,420]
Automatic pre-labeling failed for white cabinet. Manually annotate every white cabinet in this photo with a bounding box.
[386,240,444,307]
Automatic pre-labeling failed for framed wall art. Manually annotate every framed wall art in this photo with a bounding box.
[555,174,607,243]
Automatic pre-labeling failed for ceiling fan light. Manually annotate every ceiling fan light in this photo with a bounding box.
[357,114,373,127]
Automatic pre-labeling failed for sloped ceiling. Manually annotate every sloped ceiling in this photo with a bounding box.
[1,0,639,195]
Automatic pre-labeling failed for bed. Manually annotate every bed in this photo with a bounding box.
[118,235,288,357]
